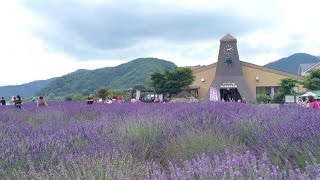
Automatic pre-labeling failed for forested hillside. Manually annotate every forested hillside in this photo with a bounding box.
[264,53,320,74]
[37,58,176,96]
[0,78,56,100]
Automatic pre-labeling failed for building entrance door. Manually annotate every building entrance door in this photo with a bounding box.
[220,88,242,102]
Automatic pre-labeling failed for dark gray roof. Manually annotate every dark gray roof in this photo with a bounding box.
[298,63,317,74]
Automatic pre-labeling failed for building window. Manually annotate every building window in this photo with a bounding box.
[256,86,279,96]
[256,87,266,94]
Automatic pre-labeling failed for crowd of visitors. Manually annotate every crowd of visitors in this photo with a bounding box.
[0,95,49,109]
[1,93,320,110]
[297,95,320,109]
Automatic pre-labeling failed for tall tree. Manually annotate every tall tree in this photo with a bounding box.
[95,87,111,100]
[150,71,167,94]
[272,78,298,103]
[278,78,299,95]
[303,69,320,90]
[150,67,195,95]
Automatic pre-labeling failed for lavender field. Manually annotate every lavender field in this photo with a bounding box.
[0,101,320,179]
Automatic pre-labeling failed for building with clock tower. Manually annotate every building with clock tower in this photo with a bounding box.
[191,34,305,102]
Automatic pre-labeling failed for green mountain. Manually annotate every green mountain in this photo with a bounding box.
[0,78,56,101]
[264,53,320,74]
[37,58,177,96]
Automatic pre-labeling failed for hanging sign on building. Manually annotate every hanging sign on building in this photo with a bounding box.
[221,83,237,88]
[209,87,219,101]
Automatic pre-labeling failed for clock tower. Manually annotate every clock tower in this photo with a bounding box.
[207,34,253,101]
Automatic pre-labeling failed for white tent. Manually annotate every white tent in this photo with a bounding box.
[300,92,316,97]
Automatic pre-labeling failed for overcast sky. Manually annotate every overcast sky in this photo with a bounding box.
[1,0,319,86]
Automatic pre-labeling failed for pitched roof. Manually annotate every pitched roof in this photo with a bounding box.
[192,61,304,80]
[298,63,316,75]
[220,34,237,42]
[192,63,217,73]
[240,61,304,80]
[301,62,320,74]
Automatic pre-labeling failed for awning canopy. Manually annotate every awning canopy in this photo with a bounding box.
[300,92,317,97]
[300,91,320,99]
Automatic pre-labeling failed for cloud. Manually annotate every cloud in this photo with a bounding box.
[21,0,276,60]
[2,0,319,86]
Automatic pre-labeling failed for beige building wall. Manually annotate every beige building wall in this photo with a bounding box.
[192,64,216,98]
[192,61,305,99]
[241,62,305,98]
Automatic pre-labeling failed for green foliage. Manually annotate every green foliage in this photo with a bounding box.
[37,58,176,97]
[150,72,167,94]
[47,93,55,100]
[292,147,320,169]
[111,89,127,96]
[64,95,73,101]
[64,93,85,101]
[256,94,269,104]
[81,89,91,96]
[120,124,158,142]
[303,68,320,90]
[0,78,56,101]
[95,87,111,100]
[264,53,320,74]
[166,130,240,160]
[150,67,195,95]
[12,154,147,180]
[111,89,135,101]
[278,78,298,95]
[232,121,263,145]
[119,123,163,162]
[132,84,146,90]
[272,92,284,103]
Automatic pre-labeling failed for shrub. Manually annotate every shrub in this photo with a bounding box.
[64,93,85,101]
[1,101,320,178]
[165,130,242,160]
[256,94,269,104]
[272,92,285,103]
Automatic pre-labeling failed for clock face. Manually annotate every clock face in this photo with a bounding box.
[223,44,234,55]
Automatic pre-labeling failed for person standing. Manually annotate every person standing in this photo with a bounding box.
[307,95,320,109]
[0,97,6,105]
[11,96,16,105]
[14,95,22,109]
[87,94,94,104]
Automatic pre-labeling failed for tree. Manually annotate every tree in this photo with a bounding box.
[278,78,298,95]
[111,89,126,96]
[132,84,146,90]
[303,69,320,90]
[47,93,55,100]
[64,93,85,101]
[150,67,195,95]
[81,89,91,96]
[272,78,298,103]
[95,87,111,101]
[150,71,167,94]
